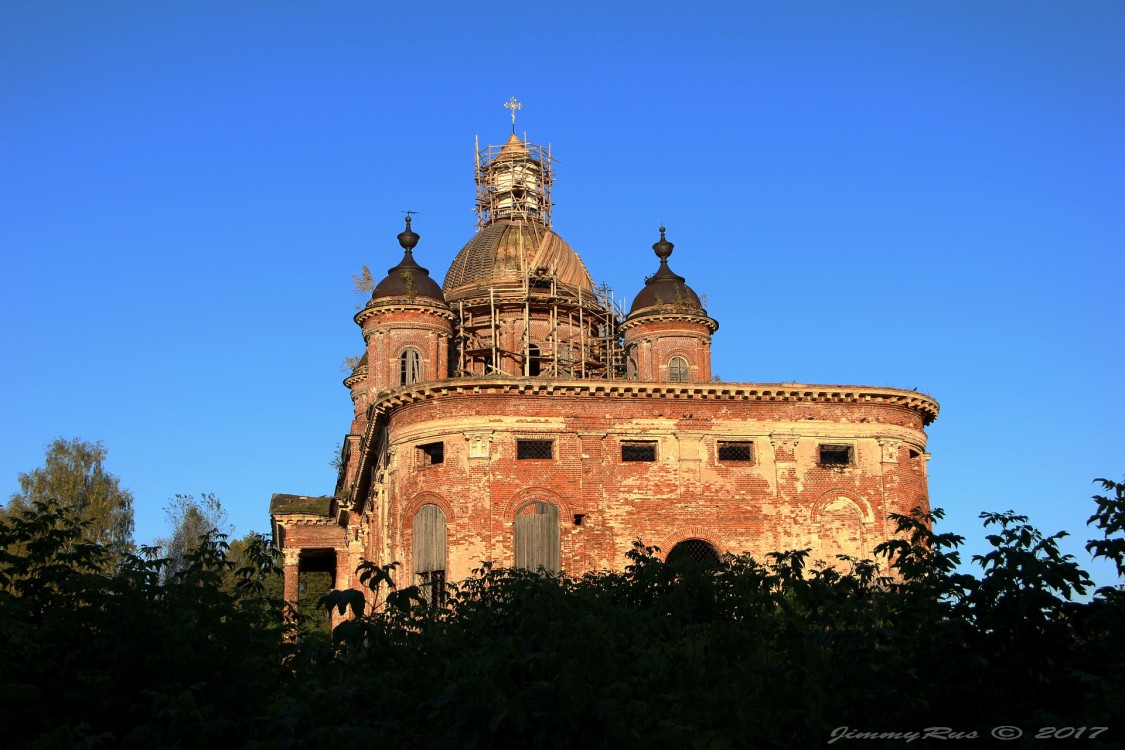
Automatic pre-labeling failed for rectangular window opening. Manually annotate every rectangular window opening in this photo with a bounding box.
[517,439,553,460]
[718,441,754,462]
[418,442,444,466]
[818,444,853,466]
[621,441,657,462]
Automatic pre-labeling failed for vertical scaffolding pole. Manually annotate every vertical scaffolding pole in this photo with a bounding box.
[490,287,498,375]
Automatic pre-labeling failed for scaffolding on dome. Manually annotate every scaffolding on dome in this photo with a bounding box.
[453,270,626,381]
[474,135,555,229]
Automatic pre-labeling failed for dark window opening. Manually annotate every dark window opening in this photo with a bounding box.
[621,441,657,462]
[418,442,444,466]
[573,513,585,526]
[526,343,541,377]
[908,449,921,459]
[819,444,854,466]
[718,441,753,462]
[517,439,553,460]
[666,539,721,568]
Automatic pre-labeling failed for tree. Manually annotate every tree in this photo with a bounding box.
[158,492,231,576]
[4,437,134,569]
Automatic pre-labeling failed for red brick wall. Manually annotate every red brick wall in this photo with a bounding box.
[369,390,931,583]
[623,317,713,383]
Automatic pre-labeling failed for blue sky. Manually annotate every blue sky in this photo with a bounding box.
[2,2,1122,588]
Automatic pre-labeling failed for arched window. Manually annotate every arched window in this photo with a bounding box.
[526,343,541,377]
[666,538,720,567]
[668,356,689,383]
[400,348,422,386]
[514,500,560,573]
[412,504,447,604]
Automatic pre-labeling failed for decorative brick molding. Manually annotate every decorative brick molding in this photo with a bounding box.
[877,436,902,464]
[770,433,801,463]
[463,430,493,459]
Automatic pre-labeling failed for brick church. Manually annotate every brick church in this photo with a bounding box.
[270,116,939,612]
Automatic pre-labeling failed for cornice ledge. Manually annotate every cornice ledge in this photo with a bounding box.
[364,379,940,424]
[620,310,719,333]
[354,298,455,325]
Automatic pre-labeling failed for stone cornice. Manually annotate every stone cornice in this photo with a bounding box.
[354,297,455,326]
[342,364,368,389]
[620,309,718,333]
[362,378,939,424]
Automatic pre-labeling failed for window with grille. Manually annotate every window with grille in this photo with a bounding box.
[418,442,444,466]
[718,441,753,462]
[819,444,854,466]
[417,569,446,606]
[517,439,553,460]
[666,538,721,567]
[621,441,657,462]
[514,501,560,573]
[400,348,422,386]
[668,356,689,382]
[413,504,447,604]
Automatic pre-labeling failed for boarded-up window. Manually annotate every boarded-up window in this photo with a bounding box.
[400,349,422,386]
[669,356,689,382]
[718,441,753,462]
[413,504,447,603]
[514,501,560,574]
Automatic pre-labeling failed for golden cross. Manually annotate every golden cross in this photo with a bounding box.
[503,97,522,131]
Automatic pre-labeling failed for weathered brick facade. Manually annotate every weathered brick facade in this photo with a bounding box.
[270,128,939,618]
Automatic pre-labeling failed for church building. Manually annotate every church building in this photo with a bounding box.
[270,114,939,613]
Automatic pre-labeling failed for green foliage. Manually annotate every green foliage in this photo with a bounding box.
[0,500,287,749]
[1,477,1122,748]
[156,492,231,577]
[4,437,134,570]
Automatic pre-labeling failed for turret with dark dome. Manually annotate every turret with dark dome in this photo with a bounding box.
[372,216,446,303]
[628,227,706,315]
[622,227,718,383]
[350,217,454,423]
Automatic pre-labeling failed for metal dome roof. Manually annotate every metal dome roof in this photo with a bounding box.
[442,219,594,300]
[628,227,705,315]
[372,217,446,303]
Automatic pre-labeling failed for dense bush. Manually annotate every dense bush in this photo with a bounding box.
[1,481,1122,748]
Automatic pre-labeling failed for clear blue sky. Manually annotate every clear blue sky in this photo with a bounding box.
[2,2,1122,588]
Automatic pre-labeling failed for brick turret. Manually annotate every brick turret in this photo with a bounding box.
[622,227,718,383]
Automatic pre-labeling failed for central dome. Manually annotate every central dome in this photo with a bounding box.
[443,219,595,301]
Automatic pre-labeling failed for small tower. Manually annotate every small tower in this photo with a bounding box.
[621,227,718,383]
[353,217,454,400]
